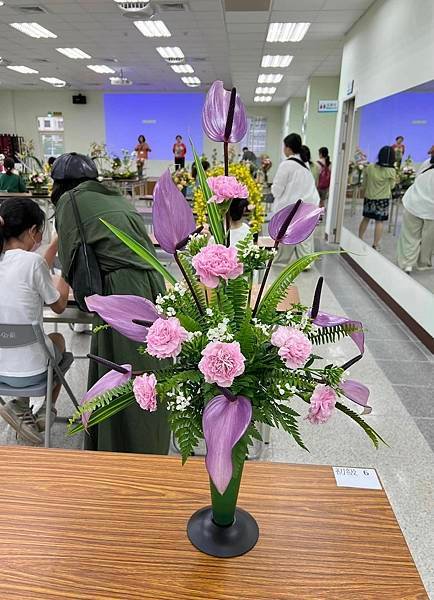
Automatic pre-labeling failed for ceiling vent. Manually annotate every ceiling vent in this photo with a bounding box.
[12,5,48,14]
[116,1,154,14]
[160,2,188,11]
[224,0,270,9]
[190,57,207,62]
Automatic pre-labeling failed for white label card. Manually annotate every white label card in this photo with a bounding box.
[332,466,382,490]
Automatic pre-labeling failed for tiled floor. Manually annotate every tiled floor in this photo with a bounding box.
[0,242,433,596]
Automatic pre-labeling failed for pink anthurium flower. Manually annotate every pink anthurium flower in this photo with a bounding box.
[313,311,365,355]
[269,201,324,245]
[203,394,252,495]
[81,363,132,427]
[341,379,370,407]
[202,81,248,143]
[86,294,160,342]
[152,169,196,253]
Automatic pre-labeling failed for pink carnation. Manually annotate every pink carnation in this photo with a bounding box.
[199,341,245,388]
[271,326,312,369]
[133,373,157,412]
[192,244,243,288]
[207,175,249,204]
[146,317,188,359]
[307,384,336,424]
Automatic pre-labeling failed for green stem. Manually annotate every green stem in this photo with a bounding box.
[174,251,204,316]
[210,461,244,526]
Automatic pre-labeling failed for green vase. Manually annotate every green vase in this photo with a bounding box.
[210,462,244,527]
[187,459,259,558]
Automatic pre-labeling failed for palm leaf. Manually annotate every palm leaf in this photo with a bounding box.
[257,250,340,320]
[191,142,225,245]
[101,219,176,285]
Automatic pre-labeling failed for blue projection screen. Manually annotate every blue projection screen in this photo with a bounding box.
[104,93,205,160]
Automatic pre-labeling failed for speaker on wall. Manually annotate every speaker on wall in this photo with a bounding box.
[72,94,87,105]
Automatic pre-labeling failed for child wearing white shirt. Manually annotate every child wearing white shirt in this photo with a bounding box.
[0,198,69,444]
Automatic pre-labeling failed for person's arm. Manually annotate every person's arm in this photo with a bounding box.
[172,144,176,155]
[147,144,151,152]
[182,143,187,156]
[49,275,69,314]
[44,235,58,270]
[34,257,69,315]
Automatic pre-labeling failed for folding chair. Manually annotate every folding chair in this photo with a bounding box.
[0,323,79,448]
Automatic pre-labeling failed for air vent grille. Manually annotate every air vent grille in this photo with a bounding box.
[12,5,48,14]
[160,2,188,12]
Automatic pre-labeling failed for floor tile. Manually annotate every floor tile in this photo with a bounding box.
[413,419,434,451]
[393,386,434,418]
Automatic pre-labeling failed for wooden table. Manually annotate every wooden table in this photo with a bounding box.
[0,448,426,599]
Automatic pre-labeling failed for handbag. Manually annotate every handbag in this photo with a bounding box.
[67,190,103,312]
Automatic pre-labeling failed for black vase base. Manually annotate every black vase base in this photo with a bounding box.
[187,506,259,558]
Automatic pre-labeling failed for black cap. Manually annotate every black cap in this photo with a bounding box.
[51,152,98,180]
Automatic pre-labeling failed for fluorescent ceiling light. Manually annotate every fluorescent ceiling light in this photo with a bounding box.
[181,76,201,87]
[10,22,57,39]
[171,64,194,73]
[258,73,283,84]
[255,86,276,95]
[156,46,184,59]
[7,65,39,74]
[87,64,116,74]
[261,55,293,68]
[267,22,310,43]
[134,20,171,37]
[56,47,91,60]
[254,96,272,103]
[40,77,66,87]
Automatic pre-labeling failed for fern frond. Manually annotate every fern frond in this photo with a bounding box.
[226,277,250,330]
[169,408,203,464]
[335,401,387,448]
[309,323,361,346]
[231,422,261,479]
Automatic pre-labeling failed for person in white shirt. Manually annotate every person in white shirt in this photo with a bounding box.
[0,198,69,444]
[270,133,320,265]
[397,161,434,273]
[228,198,250,247]
[416,145,434,176]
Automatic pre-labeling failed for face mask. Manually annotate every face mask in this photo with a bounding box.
[30,233,42,252]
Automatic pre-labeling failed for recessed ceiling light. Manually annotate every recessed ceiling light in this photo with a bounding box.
[156,46,184,60]
[254,96,272,103]
[258,74,283,84]
[255,86,276,95]
[7,65,39,74]
[56,47,91,59]
[171,64,194,73]
[10,22,57,39]
[181,76,201,87]
[261,55,293,68]
[134,20,171,37]
[266,22,310,43]
[40,77,66,87]
[87,64,116,74]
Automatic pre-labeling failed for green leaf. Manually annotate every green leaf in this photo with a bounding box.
[177,312,202,332]
[100,219,176,285]
[191,142,225,245]
[237,318,256,356]
[257,250,340,321]
[169,408,203,464]
[231,422,260,479]
[226,277,250,330]
[309,323,361,346]
[335,401,387,448]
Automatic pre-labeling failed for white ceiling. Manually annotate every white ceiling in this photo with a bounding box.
[0,0,375,104]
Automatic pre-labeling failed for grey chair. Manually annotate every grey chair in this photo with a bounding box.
[0,323,79,448]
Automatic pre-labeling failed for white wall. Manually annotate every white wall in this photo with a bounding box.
[327,0,434,337]
[304,76,339,158]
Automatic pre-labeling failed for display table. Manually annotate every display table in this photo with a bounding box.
[0,448,426,599]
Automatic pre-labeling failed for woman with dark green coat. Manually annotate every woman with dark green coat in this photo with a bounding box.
[51,153,170,454]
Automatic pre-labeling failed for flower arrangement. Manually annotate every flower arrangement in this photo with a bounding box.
[194,163,265,233]
[172,168,194,192]
[68,80,384,557]
[396,156,416,189]
[29,171,48,188]
[111,149,136,179]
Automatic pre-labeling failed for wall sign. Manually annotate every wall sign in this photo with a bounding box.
[318,100,338,113]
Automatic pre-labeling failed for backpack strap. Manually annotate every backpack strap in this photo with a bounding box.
[421,163,434,175]
[288,156,308,169]
[68,190,87,245]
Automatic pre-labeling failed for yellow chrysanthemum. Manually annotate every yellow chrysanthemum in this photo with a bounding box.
[193,164,265,233]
